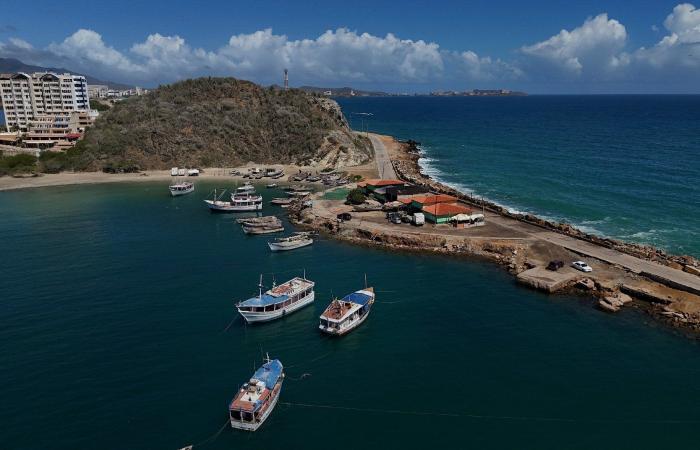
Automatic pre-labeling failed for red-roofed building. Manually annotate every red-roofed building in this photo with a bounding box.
[409,194,458,210]
[421,203,472,224]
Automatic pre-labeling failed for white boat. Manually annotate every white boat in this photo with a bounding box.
[287,190,311,197]
[169,180,194,196]
[229,355,284,431]
[319,284,375,336]
[229,192,264,211]
[237,182,255,193]
[268,233,314,252]
[236,274,315,323]
[266,183,278,188]
[204,189,262,212]
[243,225,284,235]
[270,198,293,206]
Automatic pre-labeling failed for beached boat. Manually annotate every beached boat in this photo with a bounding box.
[243,225,284,235]
[236,215,280,226]
[270,198,294,206]
[287,190,311,197]
[237,182,255,193]
[229,355,284,431]
[319,285,375,336]
[264,168,284,178]
[169,180,194,196]
[268,232,313,252]
[236,274,315,323]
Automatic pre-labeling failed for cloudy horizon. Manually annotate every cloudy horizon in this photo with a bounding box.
[1,3,699,93]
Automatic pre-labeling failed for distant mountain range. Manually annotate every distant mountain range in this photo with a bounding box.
[298,86,391,97]
[0,58,133,90]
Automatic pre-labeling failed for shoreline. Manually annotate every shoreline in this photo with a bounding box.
[291,133,700,334]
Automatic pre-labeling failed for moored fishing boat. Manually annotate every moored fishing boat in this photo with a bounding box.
[229,355,284,431]
[204,189,239,212]
[268,232,314,252]
[266,183,278,188]
[236,274,315,323]
[237,215,280,226]
[237,182,255,193]
[286,190,311,197]
[229,192,264,211]
[169,180,194,196]
[319,283,375,336]
[243,225,284,234]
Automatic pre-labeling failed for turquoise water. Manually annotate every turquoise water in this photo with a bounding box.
[339,96,700,257]
[3,181,700,449]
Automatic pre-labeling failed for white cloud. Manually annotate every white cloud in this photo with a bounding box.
[520,13,627,77]
[0,4,699,92]
[663,3,700,43]
[47,29,142,75]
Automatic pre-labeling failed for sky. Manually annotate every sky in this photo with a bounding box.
[1,0,699,93]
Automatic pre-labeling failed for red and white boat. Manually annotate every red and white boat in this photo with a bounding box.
[229,356,284,431]
[319,285,375,336]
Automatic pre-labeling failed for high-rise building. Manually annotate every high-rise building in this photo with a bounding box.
[0,72,91,132]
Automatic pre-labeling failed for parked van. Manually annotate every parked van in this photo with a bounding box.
[171,167,179,176]
[412,213,425,226]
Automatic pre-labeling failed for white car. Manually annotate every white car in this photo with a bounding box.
[571,261,593,272]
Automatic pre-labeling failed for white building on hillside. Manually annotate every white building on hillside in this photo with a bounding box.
[0,72,91,132]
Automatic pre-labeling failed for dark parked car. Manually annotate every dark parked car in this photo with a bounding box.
[546,260,565,271]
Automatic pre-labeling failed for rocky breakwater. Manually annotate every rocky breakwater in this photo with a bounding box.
[392,139,700,277]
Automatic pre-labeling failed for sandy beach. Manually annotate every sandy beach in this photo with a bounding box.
[0,159,380,192]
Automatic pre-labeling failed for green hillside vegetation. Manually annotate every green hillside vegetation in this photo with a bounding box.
[67,77,371,172]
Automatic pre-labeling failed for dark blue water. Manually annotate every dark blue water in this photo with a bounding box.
[339,96,700,257]
[3,181,700,449]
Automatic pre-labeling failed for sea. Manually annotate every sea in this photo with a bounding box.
[339,95,700,258]
[2,181,700,450]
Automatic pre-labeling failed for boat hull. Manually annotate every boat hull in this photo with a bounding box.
[230,380,283,431]
[238,292,315,323]
[169,186,194,196]
[268,239,313,252]
[205,200,263,212]
[243,226,284,235]
[319,307,371,336]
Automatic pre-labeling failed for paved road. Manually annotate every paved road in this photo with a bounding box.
[367,133,398,180]
[486,212,700,295]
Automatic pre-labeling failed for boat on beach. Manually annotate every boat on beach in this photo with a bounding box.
[229,355,284,431]
[236,274,315,323]
[268,232,314,252]
[270,198,294,206]
[169,180,194,196]
[243,225,284,234]
[319,283,375,336]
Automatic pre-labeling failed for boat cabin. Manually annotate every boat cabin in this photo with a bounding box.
[237,278,314,314]
[319,289,374,334]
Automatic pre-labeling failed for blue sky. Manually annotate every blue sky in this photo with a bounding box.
[1,0,699,93]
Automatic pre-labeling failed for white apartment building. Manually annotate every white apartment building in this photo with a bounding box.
[0,72,91,132]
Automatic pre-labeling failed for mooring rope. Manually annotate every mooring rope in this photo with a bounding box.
[179,417,230,449]
[278,401,700,424]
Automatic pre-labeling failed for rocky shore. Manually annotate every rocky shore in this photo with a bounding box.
[289,135,700,335]
[394,139,700,274]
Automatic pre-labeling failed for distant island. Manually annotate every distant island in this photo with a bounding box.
[297,86,392,97]
[429,89,527,97]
